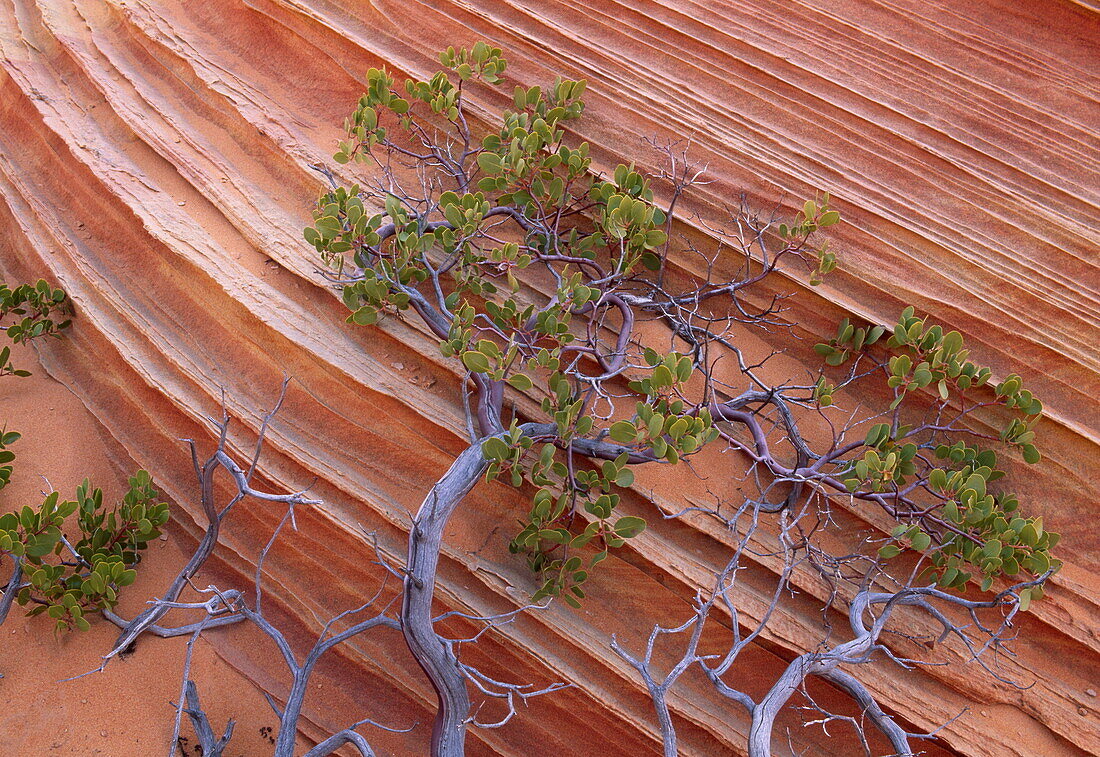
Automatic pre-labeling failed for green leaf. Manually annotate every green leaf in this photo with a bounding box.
[652,365,673,387]
[1019,523,1038,547]
[1028,551,1050,575]
[481,437,511,461]
[644,229,667,248]
[864,423,889,448]
[940,567,959,587]
[461,351,492,373]
[608,421,637,444]
[929,468,947,491]
[983,538,1002,558]
[351,307,378,326]
[613,516,646,538]
[506,373,533,391]
[1021,444,1041,464]
[910,531,931,551]
[477,152,503,174]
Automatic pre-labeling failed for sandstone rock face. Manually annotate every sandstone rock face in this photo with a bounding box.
[0,1,1096,755]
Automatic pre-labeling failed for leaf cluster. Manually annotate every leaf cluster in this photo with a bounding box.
[1,471,168,633]
[778,194,841,285]
[0,279,71,350]
[816,309,1059,600]
[481,427,643,607]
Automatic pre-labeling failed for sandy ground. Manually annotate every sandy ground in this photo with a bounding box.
[0,343,284,756]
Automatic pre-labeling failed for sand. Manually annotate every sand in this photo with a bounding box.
[0,343,288,756]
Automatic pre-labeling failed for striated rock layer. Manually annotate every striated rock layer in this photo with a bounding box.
[0,0,1097,755]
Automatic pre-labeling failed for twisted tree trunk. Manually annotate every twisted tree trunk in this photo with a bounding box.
[402,440,491,757]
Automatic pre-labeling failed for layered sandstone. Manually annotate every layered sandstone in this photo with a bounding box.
[0,1,1096,755]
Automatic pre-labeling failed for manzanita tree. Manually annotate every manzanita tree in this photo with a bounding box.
[299,42,1060,756]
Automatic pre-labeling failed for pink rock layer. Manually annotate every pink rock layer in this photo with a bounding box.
[0,1,1096,755]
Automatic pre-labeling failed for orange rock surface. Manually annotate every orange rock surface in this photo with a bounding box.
[0,1,1096,755]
